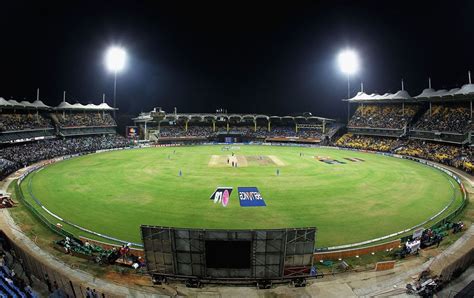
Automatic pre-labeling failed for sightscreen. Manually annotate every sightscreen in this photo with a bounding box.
[141,226,316,279]
[205,240,251,269]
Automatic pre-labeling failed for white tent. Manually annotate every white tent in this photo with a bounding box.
[97,102,115,110]
[56,101,76,110]
[348,90,412,101]
[85,103,99,110]
[415,84,474,99]
[32,100,51,109]
[7,99,25,107]
[55,101,115,111]
[0,97,14,107]
[454,83,474,96]
[20,101,37,108]
[390,90,412,100]
[71,103,86,109]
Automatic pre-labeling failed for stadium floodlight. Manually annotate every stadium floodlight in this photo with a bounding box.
[338,49,359,99]
[337,49,359,76]
[337,48,360,123]
[105,46,127,117]
[105,46,126,72]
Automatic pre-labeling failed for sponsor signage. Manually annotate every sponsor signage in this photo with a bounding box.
[210,187,233,207]
[126,126,138,138]
[238,187,266,207]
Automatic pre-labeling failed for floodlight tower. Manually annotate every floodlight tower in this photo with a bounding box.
[337,49,360,123]
[105,46,127,118]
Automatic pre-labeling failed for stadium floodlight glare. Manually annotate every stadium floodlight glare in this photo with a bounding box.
[105,46,126,72]
[337,48,360,123]
[104,46,127,118]
[338,49,359,75]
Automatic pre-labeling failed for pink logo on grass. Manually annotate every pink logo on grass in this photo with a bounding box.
[209,187,233,207]
[222,189,230,207]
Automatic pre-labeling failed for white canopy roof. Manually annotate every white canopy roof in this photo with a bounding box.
[455,83,474,96]
[72,103,86,109]
[415,83,474,99]
[0,98,52,109]
[56,101,76,109]
[32,100,51,109]
[85,104,97,109]
[55,101,116,110]
[0,97,14,107]
[96,102,115,110]
[20,101,37,108]
[348,90,413,102]
[0,97,51,109]
[0,97,114,110]
[8,99,25,107]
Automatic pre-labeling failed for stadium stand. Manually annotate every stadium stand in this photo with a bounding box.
[133,110,336,143]
[348,104,418,129]
[337,81,474,173]
[54,108,117,137]
[413,103,470,133]
[408,103,471,143]
[335,134,401,152]
[0,99,127,180]
[0,113,53,132]
[156,124,325,141]
[0,235,38,297]
[0,135,129,179]
[336,134,474,174]
[55,112,115,128]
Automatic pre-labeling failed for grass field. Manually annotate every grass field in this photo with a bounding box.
[20,145,464,247]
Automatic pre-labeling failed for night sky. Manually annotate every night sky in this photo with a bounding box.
[1,1,474,120]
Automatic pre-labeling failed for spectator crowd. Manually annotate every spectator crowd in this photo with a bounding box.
[396,140,474,173]
[1,234,39,297]
[0,113,53,132]
[413,104,471,133]
[0,112,116,133]
[336,133,474,174]
[55,112,116,127]
[158,125,324,139]
[0,135,129,180]
[336,134,400,152]
[348,104,418,129]
[341,101,474,174]
[347,103,472,134]
[159,126,213,137]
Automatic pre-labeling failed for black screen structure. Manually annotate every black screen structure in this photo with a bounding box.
[141,226,316,280]
[205,240,251,269]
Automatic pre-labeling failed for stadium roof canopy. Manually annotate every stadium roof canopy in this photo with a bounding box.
[0,98,52,109]
[133,111,335,123]
[32,100,51,109]
[345,82,474,103]
[345,90,413,103]
[415,83,474,100]
[20,100,37,108]
[55,101,115,110]
[0,97,14,107]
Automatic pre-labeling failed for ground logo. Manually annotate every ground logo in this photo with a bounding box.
[238,187,267,207]
[210,187,233,207]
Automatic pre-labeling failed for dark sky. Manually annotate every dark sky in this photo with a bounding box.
[1,1,474,120]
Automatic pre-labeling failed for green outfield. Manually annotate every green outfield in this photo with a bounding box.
[20,145,464,247]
